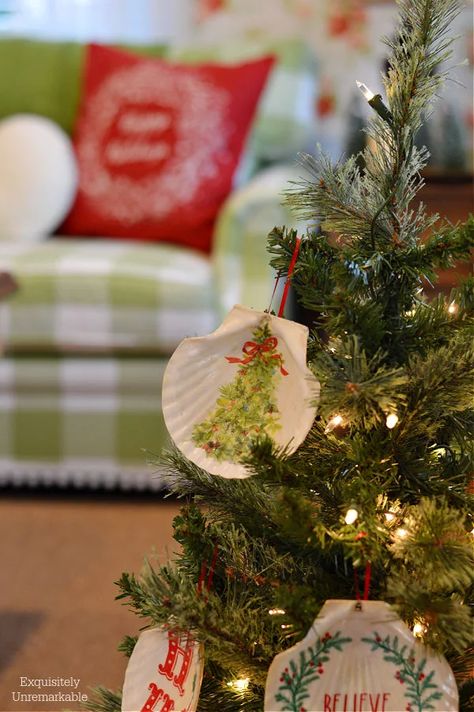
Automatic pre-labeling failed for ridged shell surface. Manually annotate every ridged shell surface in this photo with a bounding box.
[121,627,203,712]
[162,304,319,478]
[265,600,458,712]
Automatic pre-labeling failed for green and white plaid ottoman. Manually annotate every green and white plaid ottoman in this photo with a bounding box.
[0,356,169,489]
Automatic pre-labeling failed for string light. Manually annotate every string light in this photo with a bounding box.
[227,678,250,692]
[395,527,408,540]
[268,608,286,616]
[386,412,399,429]
[345,507,359,525]
[384,511,396,523]
[325,414,344,433]
[356,80,393,124]
[412,621,426,637]
[356,80,375,101]
[447,301,458,315]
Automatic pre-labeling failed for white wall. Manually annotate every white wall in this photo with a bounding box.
[0,0,194,43]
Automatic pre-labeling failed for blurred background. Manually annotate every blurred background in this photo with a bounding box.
[0,1,472,710]
[0,0,472,170]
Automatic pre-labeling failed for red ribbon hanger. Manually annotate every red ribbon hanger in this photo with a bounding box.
[197,544,219,602]
[268,236,302,318]
[354,561,372,601]
[278,236,302,318]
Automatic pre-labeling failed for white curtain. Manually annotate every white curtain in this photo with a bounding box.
[0,0,193,43]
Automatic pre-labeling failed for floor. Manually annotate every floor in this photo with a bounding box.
[0,489,181,712]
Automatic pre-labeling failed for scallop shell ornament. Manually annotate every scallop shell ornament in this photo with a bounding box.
[121,627,203,712]
[162,304,318,478]
[264,600,458,712]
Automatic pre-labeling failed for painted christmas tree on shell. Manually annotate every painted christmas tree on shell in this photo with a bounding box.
[192,319,287,463]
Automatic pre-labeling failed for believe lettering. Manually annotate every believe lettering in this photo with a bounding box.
[323,692,391,712]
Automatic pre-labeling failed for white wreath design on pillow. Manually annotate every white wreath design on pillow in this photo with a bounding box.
[78,62,232,225]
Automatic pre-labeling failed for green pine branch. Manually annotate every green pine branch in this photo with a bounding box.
[93,2,473,710]
[390,497,474,592]
[83,687,121,712]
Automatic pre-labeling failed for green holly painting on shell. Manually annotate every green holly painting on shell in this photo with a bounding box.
[264,600,458,712]
[162,305,318,479]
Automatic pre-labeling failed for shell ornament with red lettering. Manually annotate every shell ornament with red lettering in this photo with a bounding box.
[121,627,203,712]
[162,304,319,478]
[264,600,458,712]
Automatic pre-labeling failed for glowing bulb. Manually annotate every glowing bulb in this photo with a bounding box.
[384,511,396,523]
[395,527,408,540]
[325,414,344,433]
[413,621,426,637]
[386,413,399,429]
[227,678,250,692]
[356,80,375,101]
[281,624,292,630]
[345,508,359,525]
[268,608,286,616]
[447,301,458,315]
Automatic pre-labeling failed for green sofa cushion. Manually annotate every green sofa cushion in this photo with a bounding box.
[0,38,166,135]
[0,238,217,355]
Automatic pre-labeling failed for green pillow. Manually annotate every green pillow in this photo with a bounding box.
[0,38,166,135]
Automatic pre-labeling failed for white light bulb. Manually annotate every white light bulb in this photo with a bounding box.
[268,608,286,616]
[386,413,399,429]
[227,678,250,692]
[395,527,408,540]
[413,621,425,637]
[447,301,458,315]
[325,414,344,433]
[356,80,375,101]
[345,508,359,525]
[384,511,396,522]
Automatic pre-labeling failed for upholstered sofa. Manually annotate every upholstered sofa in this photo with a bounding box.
[0,38,312,489]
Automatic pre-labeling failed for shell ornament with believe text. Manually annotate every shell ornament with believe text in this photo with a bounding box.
[264,600,458,712]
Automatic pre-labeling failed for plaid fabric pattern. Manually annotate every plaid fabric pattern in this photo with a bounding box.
[0,239,217,354]
[0,356,169,490]
[213,163,303,319]
[0,169,298,488]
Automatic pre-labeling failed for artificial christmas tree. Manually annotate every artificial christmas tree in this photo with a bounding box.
[86,0,473,710]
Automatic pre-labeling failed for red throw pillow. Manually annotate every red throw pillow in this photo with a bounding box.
[61,44,274,252]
